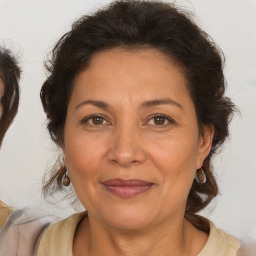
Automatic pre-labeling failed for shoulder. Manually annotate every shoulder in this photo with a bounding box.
[0,208,58,256]
[198,221,241,256]
[237,237,256,256]
[0,200,14,229]
[37,211,86,256]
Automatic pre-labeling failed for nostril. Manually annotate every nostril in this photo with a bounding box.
[107,142,147,167]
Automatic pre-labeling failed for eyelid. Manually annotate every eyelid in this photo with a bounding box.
[80,114,111,125]
[145,113,176,126]
[79,113,176,127]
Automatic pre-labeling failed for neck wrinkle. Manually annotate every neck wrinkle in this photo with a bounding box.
[74,214,193,256]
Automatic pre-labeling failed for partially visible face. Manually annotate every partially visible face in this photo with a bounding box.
[0,78,4,119]
[63,48,213,230]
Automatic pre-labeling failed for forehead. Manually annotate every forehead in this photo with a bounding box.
[69,47,193,111]
[73,47,188,96]
[89,47,184,74]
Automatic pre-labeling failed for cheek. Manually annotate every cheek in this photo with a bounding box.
[149,131,199,168]
[147,132,199,213]
[147,130,199,187]
[63,135,105,209]
[63,131,108,182]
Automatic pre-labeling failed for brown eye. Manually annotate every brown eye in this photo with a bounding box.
[81,115,110,128]
[153,116,167,125]
[147,115,173,127]
[91,116,104,125]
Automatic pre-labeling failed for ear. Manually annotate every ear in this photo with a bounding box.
[196,124,214,169]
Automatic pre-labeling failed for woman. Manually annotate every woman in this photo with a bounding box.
[0,46,20,227]
[37,1,242,255]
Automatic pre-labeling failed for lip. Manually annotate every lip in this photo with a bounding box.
[101,179,154,199]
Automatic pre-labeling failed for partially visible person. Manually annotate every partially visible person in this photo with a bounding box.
[0,46,20,147]
[0,46,57,255]
[0,46,20,227]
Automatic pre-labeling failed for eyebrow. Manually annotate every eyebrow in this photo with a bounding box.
[75,98,183,111]
[75,100,110,110]
[141,99,183,109]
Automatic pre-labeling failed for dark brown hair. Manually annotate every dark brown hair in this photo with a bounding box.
[41,0,235,231]
[0,47,20,146]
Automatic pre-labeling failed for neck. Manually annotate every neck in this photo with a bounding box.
[73,213,208,256]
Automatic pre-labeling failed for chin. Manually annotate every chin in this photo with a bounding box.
[99,204,157,231]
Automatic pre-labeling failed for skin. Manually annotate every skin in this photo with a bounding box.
[63,48,214,256]
[0,78,4,119]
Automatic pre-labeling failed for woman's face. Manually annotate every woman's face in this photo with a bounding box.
[63,48,213,230]
[0,78,4,119]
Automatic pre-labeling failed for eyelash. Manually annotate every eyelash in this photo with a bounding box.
[146,114,175,127]
[80,114,175,128]
[80,114,110,126]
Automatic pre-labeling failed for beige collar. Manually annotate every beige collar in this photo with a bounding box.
[37,213,240,256]
[198,221,240,256]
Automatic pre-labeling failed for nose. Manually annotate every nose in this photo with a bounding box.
[107,125,147,167]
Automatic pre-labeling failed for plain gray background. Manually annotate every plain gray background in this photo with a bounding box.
[0,0,255,243]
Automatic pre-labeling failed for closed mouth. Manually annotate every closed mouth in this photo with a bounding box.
[101,179,154,198]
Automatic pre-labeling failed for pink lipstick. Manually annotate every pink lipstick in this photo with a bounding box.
[101,179,154,198]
